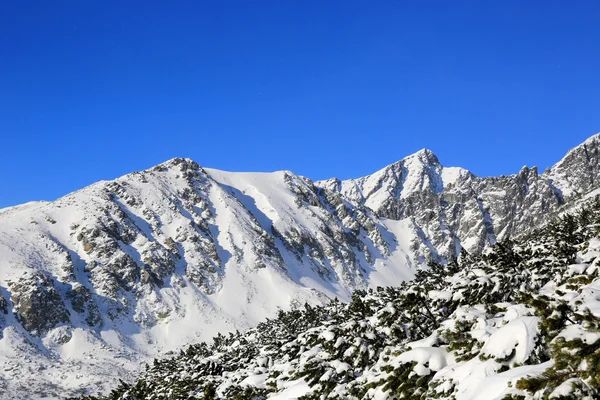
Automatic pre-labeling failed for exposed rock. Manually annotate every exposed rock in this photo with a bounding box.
[8,272,70,335]
[141,241,176,284]
[549,133,600,197]
[317,137,600,260]
[45,326,72,346]
[0,295,8,314]
[66,284,101,327]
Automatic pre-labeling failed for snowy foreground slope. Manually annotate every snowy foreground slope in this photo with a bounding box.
[0,133,598,398]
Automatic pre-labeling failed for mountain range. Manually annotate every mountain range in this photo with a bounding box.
[0,133,599,398]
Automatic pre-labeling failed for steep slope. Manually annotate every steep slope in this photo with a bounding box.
[0,133,598,398]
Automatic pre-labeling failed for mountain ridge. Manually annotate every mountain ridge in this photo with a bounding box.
[0,133,599,398]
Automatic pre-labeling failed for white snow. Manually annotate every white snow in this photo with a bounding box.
[268,378,312,399]
[480,317,540,365]
[396,346,452,373]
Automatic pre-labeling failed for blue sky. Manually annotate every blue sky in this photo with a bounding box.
[1,1,599,208]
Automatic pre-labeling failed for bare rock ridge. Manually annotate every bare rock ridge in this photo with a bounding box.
[318,133,600,258]
[0,132,598,397]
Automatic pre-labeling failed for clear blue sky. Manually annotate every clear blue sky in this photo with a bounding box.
[1,1,599,208]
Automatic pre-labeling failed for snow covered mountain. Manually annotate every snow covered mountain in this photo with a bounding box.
[317,133,600,257]
[0,133,599,398]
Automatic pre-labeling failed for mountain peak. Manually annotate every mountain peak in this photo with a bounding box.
[401,148,440,165]
[581,131,600,145]
[553,132,600,166]
[548,132,600,197]
[155,157,200,169]
[398,148,441,169]
[406,148,435,157]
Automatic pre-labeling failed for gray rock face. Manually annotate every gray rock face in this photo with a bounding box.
[66,284,101,327]
[8,272,70,335]
[317,135,600,261]
[549,134,600,197]
[0,296,7,315]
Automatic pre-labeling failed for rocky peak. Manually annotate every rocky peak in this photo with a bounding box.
[401,148,440,166]
[317,133,600,258]
[548,132,600,198]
